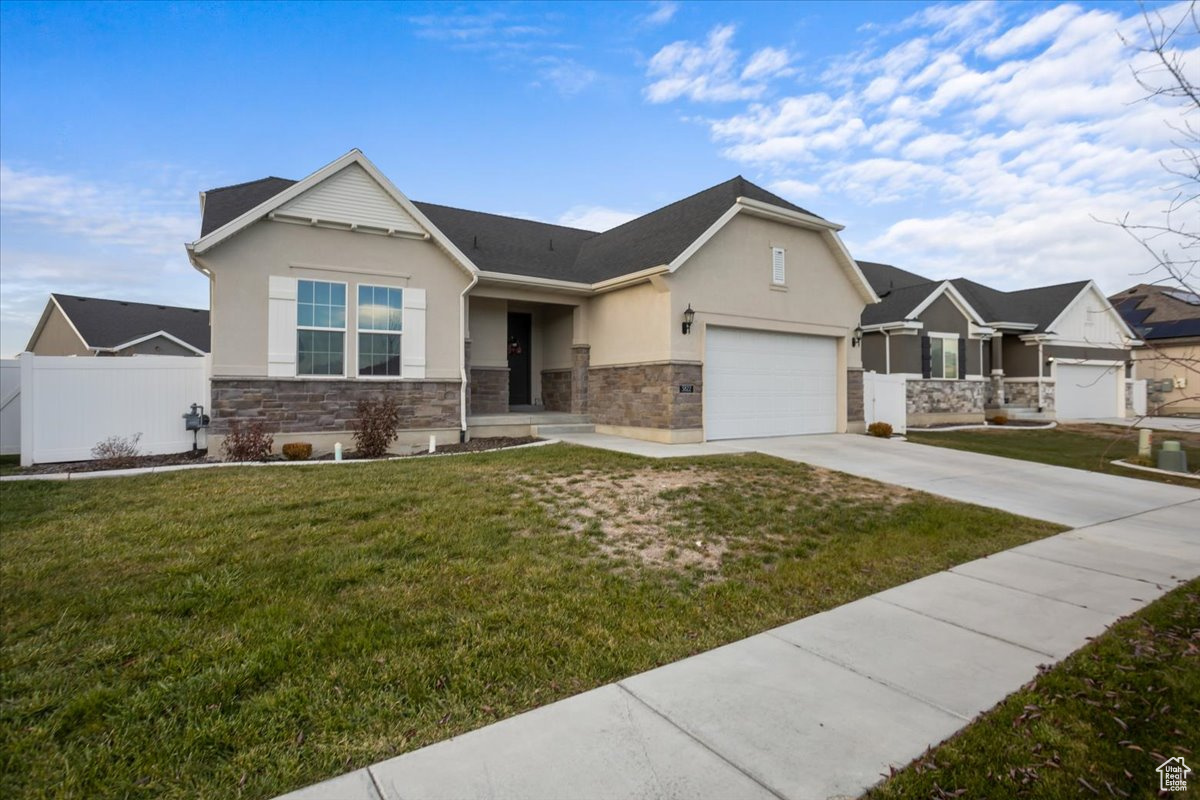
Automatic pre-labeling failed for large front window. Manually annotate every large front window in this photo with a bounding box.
[930,336,959,379]
[358,285,403,376]
[297,280,346,376]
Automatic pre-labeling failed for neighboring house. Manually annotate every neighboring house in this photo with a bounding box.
[857,262,1136,425]
[24,294,210,357]
[1109,283,1200,415]
[185,149,878,454]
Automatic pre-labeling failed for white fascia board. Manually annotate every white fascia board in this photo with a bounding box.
[735,196,846,232]
[989,321,1039,331]
[1018,333,1053,343]
[23,298,58,352]
[98,330,207,355]
[667,205,740,273]
[861,320,924,333]
[907,281,986,324]
[475,271,593,294]
[591,265,670,292]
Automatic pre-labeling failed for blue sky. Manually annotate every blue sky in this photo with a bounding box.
[1,0,1195,356]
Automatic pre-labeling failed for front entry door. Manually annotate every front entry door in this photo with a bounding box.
[507,312,532,406]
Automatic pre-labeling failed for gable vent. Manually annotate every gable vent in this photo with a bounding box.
[772,247,786,285]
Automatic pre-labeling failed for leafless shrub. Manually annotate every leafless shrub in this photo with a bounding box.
[91,433,142,468]
[352,396,401,458]
[222,420,274,462]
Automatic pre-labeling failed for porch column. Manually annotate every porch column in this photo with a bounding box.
[571,345,590,415]
[989,333,1005,406]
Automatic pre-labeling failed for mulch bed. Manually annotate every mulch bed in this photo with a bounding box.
[14,437,544,476]
[308,436,542,461]
[18,450,212,475]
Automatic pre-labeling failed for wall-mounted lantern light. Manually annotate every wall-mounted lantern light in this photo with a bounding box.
[852,325,863,348]
[682,303,695,335]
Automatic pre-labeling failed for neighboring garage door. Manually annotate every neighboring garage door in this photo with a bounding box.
[1056,363,1119,419]
[705,327,837,440]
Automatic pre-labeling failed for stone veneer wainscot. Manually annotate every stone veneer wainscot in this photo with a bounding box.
[587,362,702,430]
[211,378,460,434]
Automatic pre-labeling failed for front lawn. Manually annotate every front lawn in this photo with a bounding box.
[1,444,1062,799]
[868,579,1200,799]
[906,424,1200,486]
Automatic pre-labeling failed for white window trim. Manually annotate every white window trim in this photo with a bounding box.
[356,283,405,380]
[296,278,349,379]
[771,246,786,286]
[928,332,960,380]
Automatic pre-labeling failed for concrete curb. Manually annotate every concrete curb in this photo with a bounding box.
[1110,458,1199,481]
[906,421,1057,433]
[0,438,559,482]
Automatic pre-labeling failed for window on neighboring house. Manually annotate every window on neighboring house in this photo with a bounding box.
[930,336,959,379]
[358,285,403,376]
[772,247,786,285]
[297,279,346,376]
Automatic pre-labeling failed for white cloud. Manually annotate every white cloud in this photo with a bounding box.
[645,25,793,103]
[643,1,678,26]
[557,205,640,231]
[647,2,1196,295]
[533,58,598,96]
[0,163,207,357]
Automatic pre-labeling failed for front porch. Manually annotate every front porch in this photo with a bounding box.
[467,408,593,439]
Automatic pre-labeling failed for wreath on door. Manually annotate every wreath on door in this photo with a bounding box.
[508,337,523,357]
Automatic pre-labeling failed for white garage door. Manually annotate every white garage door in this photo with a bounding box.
[705,327,837,440]
[1056,363,1119,420]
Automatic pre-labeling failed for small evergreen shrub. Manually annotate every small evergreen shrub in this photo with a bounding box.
[867,422,894,438]
[91,433,142,468]
[352,396,401,458]
[989,414,1009,425]
[222,420,274,462]
[281,442,312,461]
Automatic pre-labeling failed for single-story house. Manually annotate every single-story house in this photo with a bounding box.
[1109,283,1200,415]
[185,149,880,454]
[25,294,210,357]
[857,262,1138,424]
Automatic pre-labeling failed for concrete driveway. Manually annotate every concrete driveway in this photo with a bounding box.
[729,434,1199,528]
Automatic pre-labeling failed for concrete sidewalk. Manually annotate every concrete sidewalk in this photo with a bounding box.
[278,497,1199,798]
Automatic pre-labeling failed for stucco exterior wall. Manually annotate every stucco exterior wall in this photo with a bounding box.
[29,305,89,356]
[587,282,671,367]
[202,221,470,380]
[665,215,864,367]
[468,297,508,368]
[918,295,969,338]
[1132,339,1200,414]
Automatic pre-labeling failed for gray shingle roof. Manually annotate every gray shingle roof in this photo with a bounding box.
[856,258,1089,332]
[857,260,932,293]
[52,294,210,351]
[201,177,297,236]
[197,173,820,284]
[412,202,597,281]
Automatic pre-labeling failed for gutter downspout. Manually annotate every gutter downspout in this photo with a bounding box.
[459,273,479,442]
[884,330,891,373]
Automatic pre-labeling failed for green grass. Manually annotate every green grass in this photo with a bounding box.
[868,580,1200,799]
[906,424,1200,486]
[0,454,20,477]
[1,444,1063,799]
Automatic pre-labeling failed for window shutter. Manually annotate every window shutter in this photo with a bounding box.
[267,275,297,377]
[957,337,967,379]
[401,288,426,379]
[920,335,932,379]
[772,247,786,285]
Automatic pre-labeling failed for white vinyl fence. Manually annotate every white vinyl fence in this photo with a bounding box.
[19,354,210,466]
[0,359,20,455]
[863,371,907,434]
[1128,378,1147,417]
